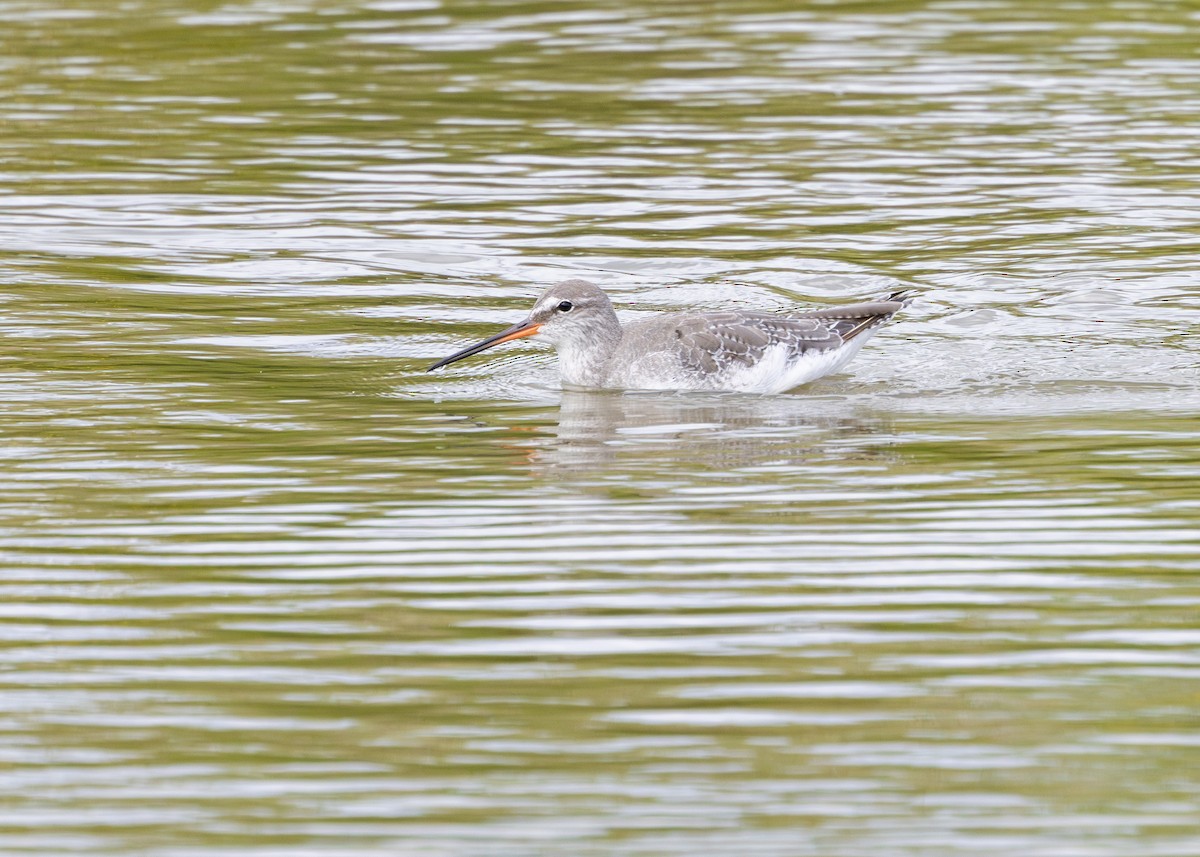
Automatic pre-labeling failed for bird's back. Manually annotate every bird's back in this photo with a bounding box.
[604,297,908,393]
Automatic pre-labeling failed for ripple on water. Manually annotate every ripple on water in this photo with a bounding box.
[2,1,1200,855]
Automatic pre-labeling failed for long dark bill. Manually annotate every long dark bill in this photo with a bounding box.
[427,318,542,371]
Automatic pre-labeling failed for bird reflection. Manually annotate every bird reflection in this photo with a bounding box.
[528,389,897,477]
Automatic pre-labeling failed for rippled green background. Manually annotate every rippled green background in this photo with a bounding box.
[2,1,1198,855]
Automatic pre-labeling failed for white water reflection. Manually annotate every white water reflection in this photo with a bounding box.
[533,389,894,475]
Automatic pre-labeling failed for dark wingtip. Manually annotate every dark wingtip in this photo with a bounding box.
[885,289,917,306]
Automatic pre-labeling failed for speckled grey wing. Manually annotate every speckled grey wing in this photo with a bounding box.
[672,311,843,376]
[672,299,907,376]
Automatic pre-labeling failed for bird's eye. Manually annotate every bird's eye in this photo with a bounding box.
[557,300,573,312]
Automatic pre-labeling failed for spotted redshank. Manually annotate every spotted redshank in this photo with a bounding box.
[428,279,911,393]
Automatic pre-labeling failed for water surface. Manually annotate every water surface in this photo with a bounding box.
[1,1,1198,855]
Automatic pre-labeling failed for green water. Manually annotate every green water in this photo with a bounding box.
[1,1,1198,855]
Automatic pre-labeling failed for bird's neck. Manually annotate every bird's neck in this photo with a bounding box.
[556,315,622,388]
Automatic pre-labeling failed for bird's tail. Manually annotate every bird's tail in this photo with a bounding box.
[836,290,915,341]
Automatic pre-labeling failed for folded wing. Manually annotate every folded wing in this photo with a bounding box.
[673,298,906,376]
